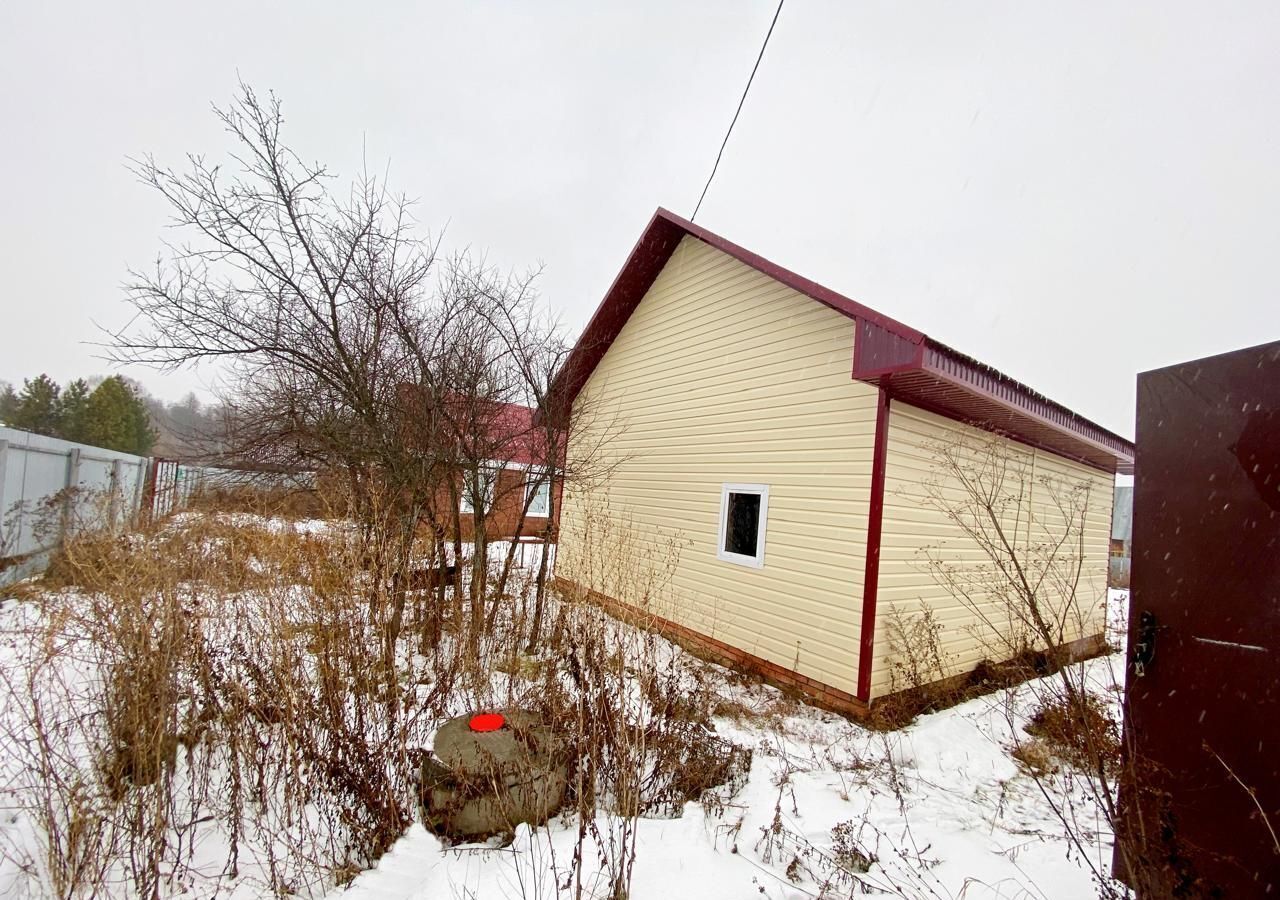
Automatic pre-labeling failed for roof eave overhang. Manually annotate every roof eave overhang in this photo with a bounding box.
[852,320,1135,475]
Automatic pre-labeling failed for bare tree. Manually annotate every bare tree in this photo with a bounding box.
[112,83,558,664]
[460,288,630,653]
[112,82,630,669]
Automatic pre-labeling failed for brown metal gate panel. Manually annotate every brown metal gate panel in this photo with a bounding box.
[1119,340,1280,896]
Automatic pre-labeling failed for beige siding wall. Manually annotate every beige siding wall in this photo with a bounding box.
[870,403,1114,698]
[558,236,880,696]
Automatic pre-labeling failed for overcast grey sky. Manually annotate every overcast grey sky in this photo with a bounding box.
[2,1,1277,437]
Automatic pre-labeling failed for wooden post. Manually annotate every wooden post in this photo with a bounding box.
[141,459,159,523]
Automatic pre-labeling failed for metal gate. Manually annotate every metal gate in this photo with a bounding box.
[1118,340,1280,895]
[145,458,194,518]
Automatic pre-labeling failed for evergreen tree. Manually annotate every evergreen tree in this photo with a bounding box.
[57,378,92,443]
[127,381,158,455]
[12,375,62,436]
[0,381,16,425]
[83,376,156,455]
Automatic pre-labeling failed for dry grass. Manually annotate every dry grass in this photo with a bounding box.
[1,495,753,899]
[3,509,433,895]
[867,640,1108,731]
[183,483,323,519]
[1024,691,1122,770]
[1010,738,1059,776]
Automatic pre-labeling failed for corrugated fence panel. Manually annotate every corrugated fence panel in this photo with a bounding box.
[0,426,150,587]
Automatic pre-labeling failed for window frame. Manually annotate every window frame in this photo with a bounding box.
[524,471,551,517]
[716,482,770,568]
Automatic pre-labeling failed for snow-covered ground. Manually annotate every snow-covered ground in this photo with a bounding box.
[0,516,1130,900]
[336,590,1131,900]
[335,660,1127,900]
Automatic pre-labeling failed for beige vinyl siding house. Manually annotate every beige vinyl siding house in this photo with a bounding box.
[558,236,880,698]
[552,208,1134,714]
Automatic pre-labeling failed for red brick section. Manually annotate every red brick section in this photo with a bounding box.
[856,389,890,702]
[554,576,1108,722]
[450,466,562,541]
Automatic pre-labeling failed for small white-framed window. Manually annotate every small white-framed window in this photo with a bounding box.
[525,473,551,517]
[717,483,769,568]
[460,467,497,514]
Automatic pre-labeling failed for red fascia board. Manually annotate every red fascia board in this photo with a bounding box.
[923,340,1131,452]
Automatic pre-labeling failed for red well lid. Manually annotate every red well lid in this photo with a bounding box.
[469,712,506,733]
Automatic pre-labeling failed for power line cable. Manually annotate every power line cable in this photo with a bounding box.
[691,0,786,223]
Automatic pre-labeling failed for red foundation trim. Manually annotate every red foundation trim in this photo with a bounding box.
[552,577,1106,716]
[552,578,870,718]
[857,388,891,702]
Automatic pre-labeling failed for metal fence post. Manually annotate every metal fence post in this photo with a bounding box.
[62,448,81,543]
[109,458,124,530]
[132,458,147,525]
[0,439,8,551]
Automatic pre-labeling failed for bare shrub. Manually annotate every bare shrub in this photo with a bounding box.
[1025,691,1122,771]
[884,604,950,695]
[910,429,1190,897]
[829,820,873,874]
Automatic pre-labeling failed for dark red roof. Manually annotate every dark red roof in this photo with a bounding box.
[555,207,1134,474]
[487,400,553,467]
[404,388,560,468]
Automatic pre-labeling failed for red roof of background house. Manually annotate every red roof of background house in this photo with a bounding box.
[397,385,561,469]
[488,400,555,467]
[553,208,1135,474]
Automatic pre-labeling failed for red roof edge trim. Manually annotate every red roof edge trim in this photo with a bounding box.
[849,319,1134,474]
[665,209,926,342]
[851,318,925,378]
[553,207,1134,475]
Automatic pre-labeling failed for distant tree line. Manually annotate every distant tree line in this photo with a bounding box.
[0,374,157,456]
[140,392,230,459]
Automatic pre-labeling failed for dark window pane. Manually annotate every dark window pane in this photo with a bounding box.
[724,492,761,557]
